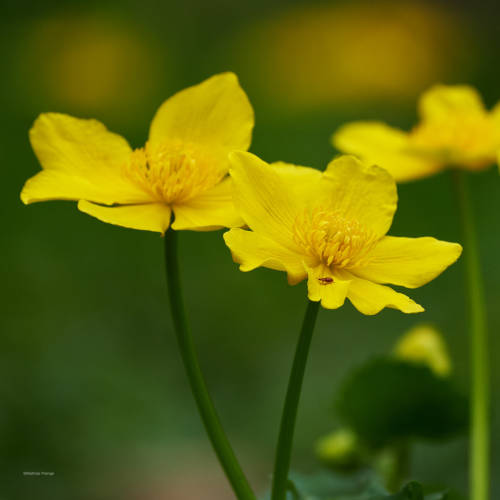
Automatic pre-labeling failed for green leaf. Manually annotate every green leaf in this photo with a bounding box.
[260,469,385,500]
[260,471,446,500]
[423,488,466,500]
[383,481,423,499]
[336,358,468,446]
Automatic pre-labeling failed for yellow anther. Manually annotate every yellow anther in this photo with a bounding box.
[123,140,224,204]
[293,206,377,268]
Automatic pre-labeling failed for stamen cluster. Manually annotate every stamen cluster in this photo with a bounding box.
[411,114,500,164]
[124,140,224,204]
[293,207,377,268]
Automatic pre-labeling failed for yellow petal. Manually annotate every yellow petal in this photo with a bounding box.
[340,271,424,315]
[229,151,313,252]
[491,101,500,125]
[490,104,500,171]
[149,73,254,158]
[306,264,351,309]
[171,178,244,231]
[351,236,462,288]
[223,228,307,285]
[418,85,485,122]
[78,201,171,234]
[321,155,397,238]
[333,121,441,182]
[269,161,324,207]
[271,161,323,189]
[23,113,149,205]
[21,169,141,206]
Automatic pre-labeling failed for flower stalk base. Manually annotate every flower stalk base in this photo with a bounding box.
[164,229,255,500]
[452,171,490,500]
[271,300,320,500]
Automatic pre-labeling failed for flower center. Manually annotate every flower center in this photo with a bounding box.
[124,140,224,204]
[293,207,377,268]
[410,113,500,164]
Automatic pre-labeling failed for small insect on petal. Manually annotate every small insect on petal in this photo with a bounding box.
[318,276,334,285]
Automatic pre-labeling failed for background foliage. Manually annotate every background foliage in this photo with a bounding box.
[1,0,499,499]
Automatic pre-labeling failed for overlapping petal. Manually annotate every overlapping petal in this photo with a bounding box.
[306,264,350,309]
[78,201,171,234]
[491,101,500,127]
[224,228,308,285]
[351,236,462,288]
[22,113,149,205]
[149,72,254,170]
[229,152,317,252]
[171,178,244,231]
[270,161,323,194]
[322,155,397,237]
[332,122,440,182]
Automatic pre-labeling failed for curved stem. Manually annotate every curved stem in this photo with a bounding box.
[452,171,490,500]
[163,230,256,500]
[271,300,320,500]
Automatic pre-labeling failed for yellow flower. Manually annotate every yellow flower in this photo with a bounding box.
[21,73,254,233]
[224,153,462,314]
[238,1,465,110]
[19,13,163,114]
[333,85,500,181]
[315,428,361,468]
[394,323,451,377]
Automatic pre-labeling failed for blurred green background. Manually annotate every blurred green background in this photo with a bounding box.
[1,0,499,498]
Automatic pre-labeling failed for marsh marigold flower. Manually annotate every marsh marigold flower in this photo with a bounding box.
[333,85,500,181]
[21,73,254,233]
[224,153,462,314]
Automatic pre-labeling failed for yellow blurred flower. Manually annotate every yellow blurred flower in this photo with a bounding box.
[224,154,462,314]
[315,429,361,468]
[21,73,254,234]
[334,85,500,181]
[238,1,467,108]
[18,14,163,114]
[394,324,452,376]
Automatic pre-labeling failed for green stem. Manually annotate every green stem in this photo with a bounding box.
[271,300,320,500]
[452,170,490,500]
[383,443,410,493]
[163,230,256,500]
